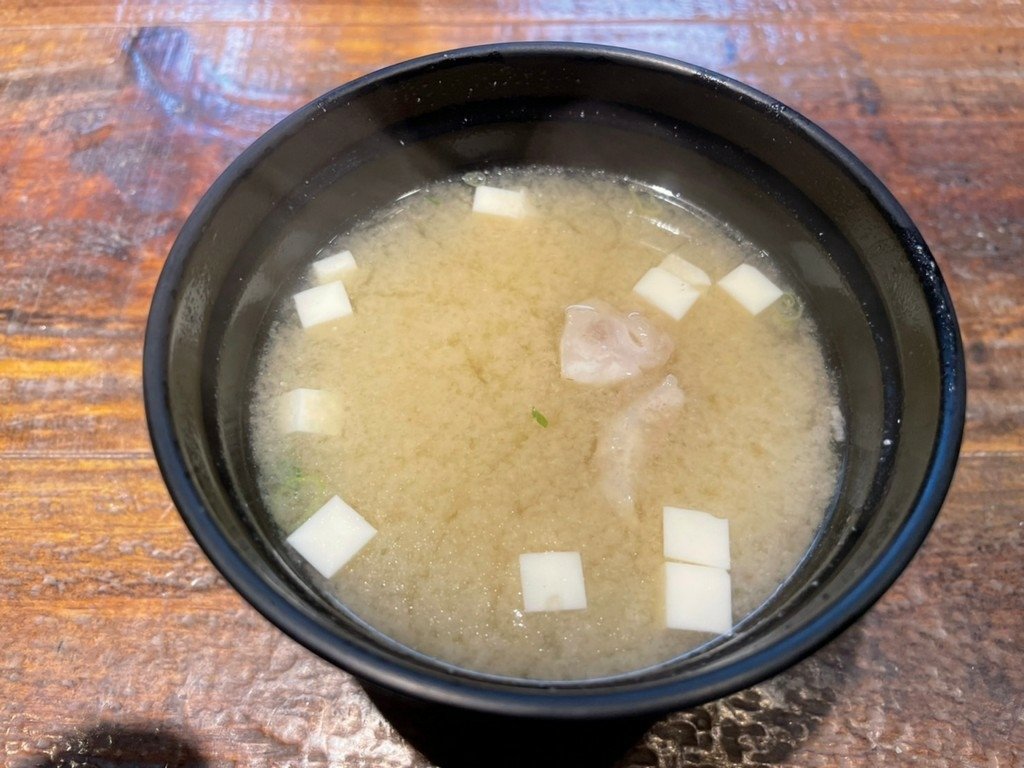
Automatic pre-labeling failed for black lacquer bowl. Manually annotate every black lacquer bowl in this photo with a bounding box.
[143,43,965,719]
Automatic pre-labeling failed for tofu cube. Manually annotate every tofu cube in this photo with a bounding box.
[665,561,733,634]
[286,495,377,579]
[633,266,701,320]
[663,507,730,570]
[718,264,784,315]
[519,551,587,613]
[659,254,712,289]
[472,185,527,219]
[293,281,353,328]
[278,388,339,435]
[312,249,357,283]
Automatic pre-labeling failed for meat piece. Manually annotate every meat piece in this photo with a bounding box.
[594,375,685,519]
[560,299,673,386]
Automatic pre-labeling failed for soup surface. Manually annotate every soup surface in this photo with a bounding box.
[250,167,841,680]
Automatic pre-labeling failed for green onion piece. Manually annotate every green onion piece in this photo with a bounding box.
[531,407,549,428]
[777,292,803,321]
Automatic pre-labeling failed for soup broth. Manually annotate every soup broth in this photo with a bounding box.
[250,168,841,680]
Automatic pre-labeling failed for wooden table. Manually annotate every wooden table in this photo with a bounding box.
[2,2,1021,765]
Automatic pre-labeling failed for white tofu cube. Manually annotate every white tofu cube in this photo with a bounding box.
[718,264,784,315]
[293,281,353,328]
[633,267,701,320]
[659,254,712,289]
[665,561,733,634]
[519,551,587,613]
[472,185,527,219]
[278,388,339,435]
[312,249,357,283]
[663,506,730,570]
[286,495,377,579]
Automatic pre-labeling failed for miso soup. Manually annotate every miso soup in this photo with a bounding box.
[249,167,842,680]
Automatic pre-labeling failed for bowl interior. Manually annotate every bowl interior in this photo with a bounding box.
[146,44,963,717]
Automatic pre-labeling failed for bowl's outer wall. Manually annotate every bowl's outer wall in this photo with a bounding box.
[144,43,965,718]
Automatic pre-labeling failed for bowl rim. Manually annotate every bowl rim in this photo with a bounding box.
[143,40,966,718]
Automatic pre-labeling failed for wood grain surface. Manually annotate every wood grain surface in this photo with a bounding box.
[1,1,1021,766]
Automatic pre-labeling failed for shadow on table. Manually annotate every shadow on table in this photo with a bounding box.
[365,623,865,767]
[364,680,656,768]
[26,723,206,768]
